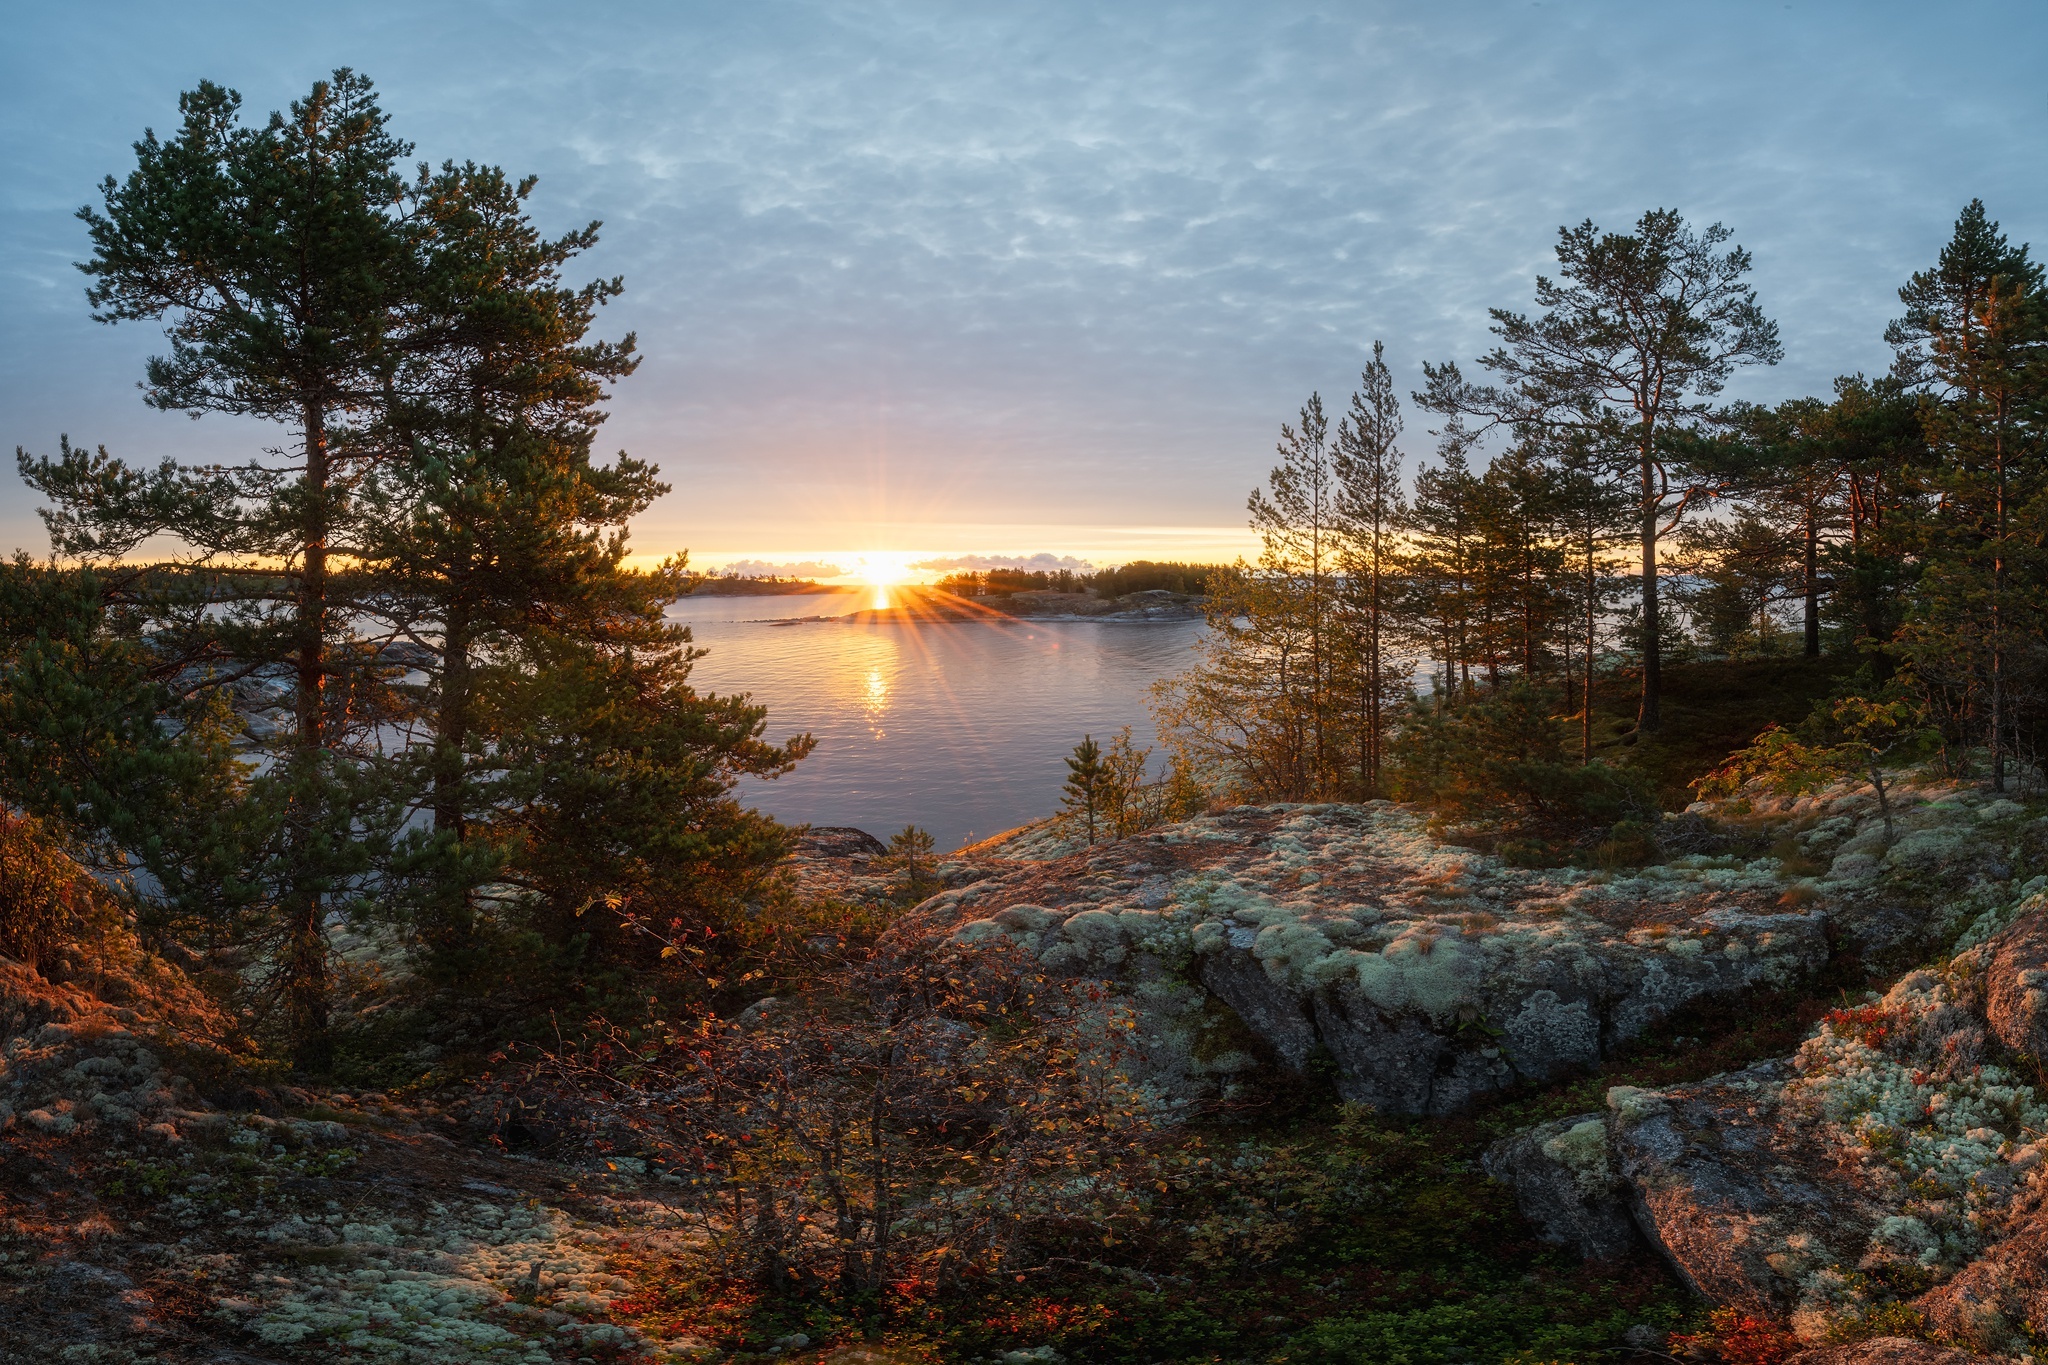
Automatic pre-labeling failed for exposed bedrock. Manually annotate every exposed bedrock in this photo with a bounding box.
[889,802,1843,1114]
[1984,904,2048,1058]
[877,786,2046,1116]
[1480,1113,1639,1260]
[1492,894,2048,1353]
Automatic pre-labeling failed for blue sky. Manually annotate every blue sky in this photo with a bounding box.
[3,1,2043,570]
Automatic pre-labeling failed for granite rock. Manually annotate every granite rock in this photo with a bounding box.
[1495,898,2048,1349]
[895,802,1838,1113]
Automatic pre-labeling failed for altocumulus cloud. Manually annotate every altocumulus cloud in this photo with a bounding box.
[1,0,2043,559]
[712,559,848,579]
[911,554,1093,574]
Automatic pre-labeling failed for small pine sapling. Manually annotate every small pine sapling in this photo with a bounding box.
[886,824,937,897]
[1062,735,1106,845]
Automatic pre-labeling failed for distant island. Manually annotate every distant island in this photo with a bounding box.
[692,558,1233,605]
[838,586,1206,622]
[685,576,860,596]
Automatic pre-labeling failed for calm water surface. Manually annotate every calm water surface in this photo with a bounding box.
[670,592,1205,850]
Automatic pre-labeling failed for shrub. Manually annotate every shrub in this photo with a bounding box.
[1594,819,1661,867]
[1498,838,1565,868]
[1295,1297,1648,1365]
[1693,686,1936,839]
[0,811,122,972]
[1667,1308,1798,1365]
[1389,685,1655,828]
[504,938,1160,1298]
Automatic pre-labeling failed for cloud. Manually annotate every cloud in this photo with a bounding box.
[714,558,846,579]
[910,553,1093,573]
[3,3,2044,557]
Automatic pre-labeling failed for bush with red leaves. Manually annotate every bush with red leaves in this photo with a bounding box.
[1669,1308,1799,1365]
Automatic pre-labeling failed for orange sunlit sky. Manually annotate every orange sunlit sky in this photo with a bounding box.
[4,3,2045,570]
[657,529,1259,583]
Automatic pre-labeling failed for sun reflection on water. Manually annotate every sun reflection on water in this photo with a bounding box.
[861,666,889,738]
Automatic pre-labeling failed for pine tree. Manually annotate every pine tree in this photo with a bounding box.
[1823,374,1928,670]
[1884,201,2048,790]
[1334,341,1409,796]
[19,71,820,1052]
[0,558,244,906]
[1402,440,1482,706]
[1062,736,1106,844]
[1099,726,1154,838]
[27,71,417,1065]
[1421,209,1782,731]
[473,630,811,988]
[1247,394,1344,787]
[356,159,661,966]
[886,826,937,896]
[1550,436,1634,762]
[1727,397,1846,657]
[1155,395,1359,800]
[1675,507,1801,656]
[1470,444,1569,683]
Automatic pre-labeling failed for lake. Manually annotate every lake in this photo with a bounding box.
[670,591,1206,850]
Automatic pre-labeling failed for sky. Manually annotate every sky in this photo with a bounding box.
[3,1,2045,575]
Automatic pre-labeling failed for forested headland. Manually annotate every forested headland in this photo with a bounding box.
[4,67,2048,1365]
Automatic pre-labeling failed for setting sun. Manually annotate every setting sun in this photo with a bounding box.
[856,552,918,587]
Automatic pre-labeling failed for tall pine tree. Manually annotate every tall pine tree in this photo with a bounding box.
[1421,209,1781,731]
[1334,341,1408,797]
[1885,201,2048,790]
[29,71,417,1064]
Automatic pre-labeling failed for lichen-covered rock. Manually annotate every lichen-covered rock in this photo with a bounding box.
[1608,1059,1906,1319]
[1482,1113,1637,1259]
[780,825,896,905]
[1497,899,2048,1347]
[890,784,2048,1114]
[1719,781,2044,971]
[895,802,1838,1112]
[1983,892,2048,1058]
[1914,1204,2048,1355]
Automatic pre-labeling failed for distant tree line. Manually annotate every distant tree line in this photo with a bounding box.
[1161,202,2048,813]
[7,71,813,1069]
[936,559,1239,599]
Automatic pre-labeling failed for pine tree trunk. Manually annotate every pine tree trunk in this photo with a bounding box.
[1367,556,1381,796]
[429,599,476,956]
[1583,523,1596,764]
[1803,502,1820,658]
[287,401,332,1070]
[1637,444,1662,732]
[1990,421,2008,793]
[435,600,472,840]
